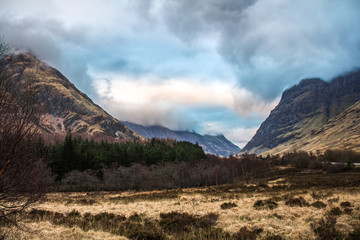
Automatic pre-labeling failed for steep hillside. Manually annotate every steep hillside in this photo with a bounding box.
[242,70,360,155]
[264,100,360,155]
[123,122,240,156]
[3,52,142,141]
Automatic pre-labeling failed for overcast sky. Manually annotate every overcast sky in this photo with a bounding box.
[1,0,360,147]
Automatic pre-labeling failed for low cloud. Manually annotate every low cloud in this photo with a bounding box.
[231,88,279,117]
[0,15,95,98]
[225,127,259,148]
[92,75,235,129]
[200,121,258,148]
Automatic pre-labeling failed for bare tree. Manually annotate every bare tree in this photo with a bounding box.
[0,39,50,231]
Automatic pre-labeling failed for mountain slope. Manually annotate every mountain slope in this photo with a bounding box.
[242,70,360,155]
[264,100,360,155]
[3,52,142,141]
[123,122,240,156]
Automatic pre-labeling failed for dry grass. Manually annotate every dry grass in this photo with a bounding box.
[3,171,360,239]
[1,221,127,240]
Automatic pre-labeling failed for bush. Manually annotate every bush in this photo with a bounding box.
[340,201,351,208]
[311,191,332,200]
[311,201,327,209]
[323,149,360,164]
[311,216,344,240]
[284,151,310,169]
[285,197,310,207]
[324,163,347,173]
[265,233,284,240]
[343,208,353,215]
[349,226,360,239]
[220,202,238,210]
[159,212,218,233]
[253,199,278,210]
[234,227,263,240]
[308,160,323,170]
[328,207,342,216]
[61,170,100,191]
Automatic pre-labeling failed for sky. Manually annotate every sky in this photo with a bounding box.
[1,0,360,147]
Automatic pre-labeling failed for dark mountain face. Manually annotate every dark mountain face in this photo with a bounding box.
[123,122,240,156]
[3,52,142,141]
[242,70,360,154]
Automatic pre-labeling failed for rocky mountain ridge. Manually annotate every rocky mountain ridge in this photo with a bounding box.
[3,52,142,141]
[242,69,360,155]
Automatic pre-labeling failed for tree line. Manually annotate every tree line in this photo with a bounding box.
[46,131,272,191]
[49,131,206,180]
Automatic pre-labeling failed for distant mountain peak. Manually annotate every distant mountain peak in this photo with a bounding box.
[123,122,240,156]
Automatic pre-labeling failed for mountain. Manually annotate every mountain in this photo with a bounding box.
[123,122,240,156]
[241,69,360,155]
[3,52,142,141]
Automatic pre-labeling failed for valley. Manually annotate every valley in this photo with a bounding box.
[1,5,360,238]
[3,168,360,239]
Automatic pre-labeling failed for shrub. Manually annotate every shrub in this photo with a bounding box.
[61,170,101,191]
[343,208,353,215]
[253,199,278,210]
[349,226,360,239]
[284,151,310,169]
[323,163,347,173]
[265,233,284,240]
[125,225,166,240]
[67,209,81,217]
[308,160,323,170]
[234,227,263,240]
[340,201,351,208]
[182,228,232,240]
[311,216,344,240]
[311,191,333,200]
[328,207,342,216]
[311,201,327,209]
[159,212,218,233]
[220,202,238,210]
[285,197,310,207]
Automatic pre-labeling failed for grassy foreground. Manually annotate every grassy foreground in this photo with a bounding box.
[2,168,360,239]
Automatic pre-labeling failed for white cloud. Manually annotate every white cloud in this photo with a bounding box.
[225,127,259,148]
[231,88,280,117]
[200,121,258,148]
[92,74,236,128]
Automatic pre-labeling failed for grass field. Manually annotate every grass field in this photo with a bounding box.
[3,168,360,239]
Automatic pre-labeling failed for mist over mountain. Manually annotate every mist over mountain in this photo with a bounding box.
[241,69,360,155]
[123,122,240,156]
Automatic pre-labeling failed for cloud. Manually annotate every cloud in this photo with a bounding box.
[92,74,235,128]
[200,120,258,148]
[231,88,279,117]
[0,14,96,98]
[2,0,360,146]
[225,127,259,148]
[155,0,360,100]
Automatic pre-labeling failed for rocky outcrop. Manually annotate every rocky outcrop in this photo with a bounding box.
[242,69,360,154]
[3,52,142,141]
